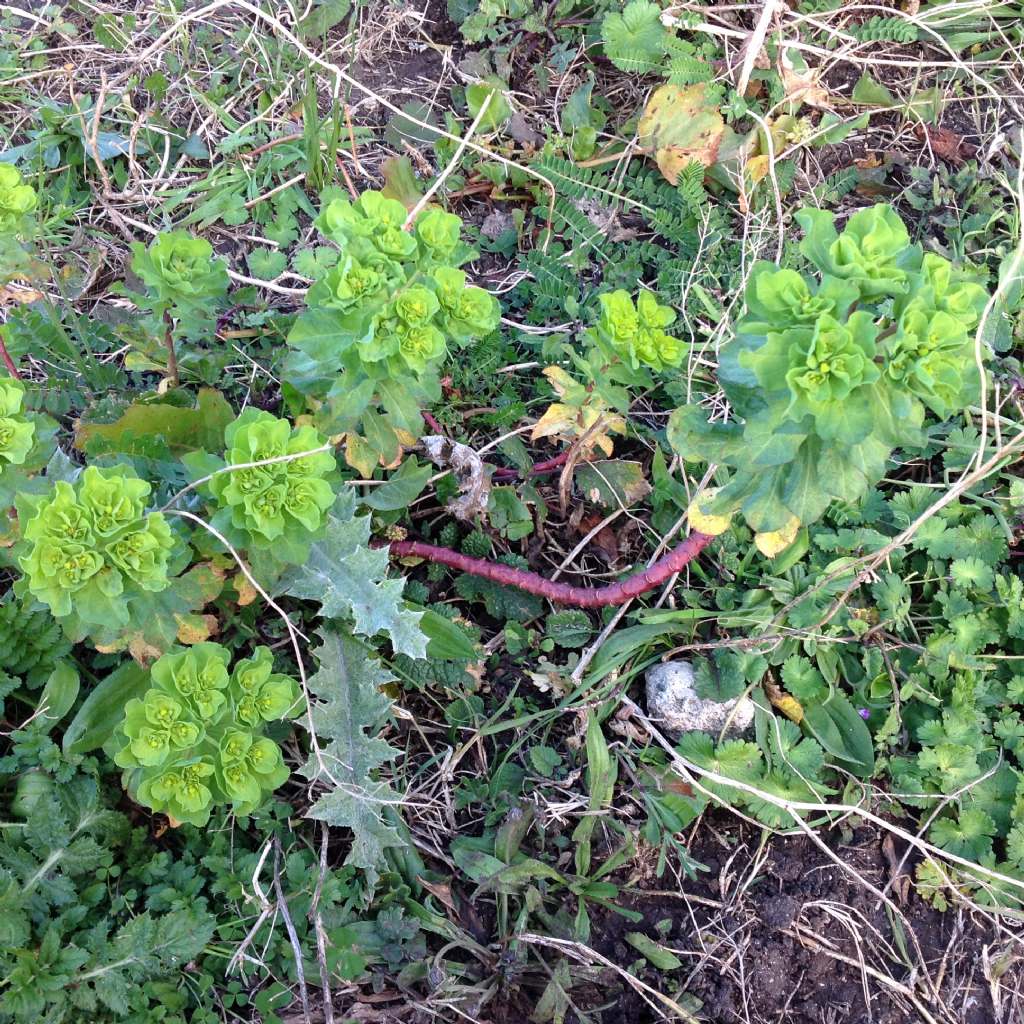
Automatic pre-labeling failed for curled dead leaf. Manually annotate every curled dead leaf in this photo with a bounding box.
[420,434,492,520]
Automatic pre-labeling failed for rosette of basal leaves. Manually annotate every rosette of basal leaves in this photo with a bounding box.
[669,203,991,550]
[202,408,337,562]
[0,165,38,279]
[285,191,499,474]
[113,643,297,826]
[129,230,229,337]
[16,465,175,630]
[796,203,920,298]
[131,231,229,308]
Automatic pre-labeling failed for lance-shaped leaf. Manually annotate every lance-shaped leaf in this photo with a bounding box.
[301,626,407,890]
[279,491,426,658]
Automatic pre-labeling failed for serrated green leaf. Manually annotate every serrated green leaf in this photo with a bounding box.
[279,492,426,658]
[301,626,406,890]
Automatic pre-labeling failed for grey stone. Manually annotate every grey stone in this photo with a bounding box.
[645,660,755,739]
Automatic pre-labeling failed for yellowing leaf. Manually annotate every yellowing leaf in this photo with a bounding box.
[233,575,259,607]
[687,488,732,536]
[754,515,800,556]
[638,83,726,184]
[766,679,804,723]
[345,433,377,477]
[175,613,219,645]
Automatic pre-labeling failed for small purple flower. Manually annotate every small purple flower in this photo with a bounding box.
[858,707,871,720]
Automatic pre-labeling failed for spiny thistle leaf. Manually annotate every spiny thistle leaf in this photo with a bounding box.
[301,626,406,890]
[279,491,426,658]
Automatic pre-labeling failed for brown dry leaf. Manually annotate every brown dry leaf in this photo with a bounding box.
[638,83,726,185]
[882,833,912,905]
[855,152,884,169]
[577,513,619,564]
[418,876,458,913]
[780,50,832,110]
[914,123,976,165]
[128,636,163,667]
[421,435,491,520]
[0,284,43,305]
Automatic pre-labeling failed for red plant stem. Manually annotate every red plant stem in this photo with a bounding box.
[492,450,571,482]
[422,411,443,434]
[388,532,714,608]
[0,337,22,380]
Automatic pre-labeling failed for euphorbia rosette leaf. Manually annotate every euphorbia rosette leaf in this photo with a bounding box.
[315,190,417,259]
[670,202,991,544]
[885,302,978,416]
[796,203,922,298]
[0,164,37,235]
[202,409,337,558]
[593,289,684,372]
[0,378,36,467]
[16,466,175,626]
[130,231,229,309]
[113,642,298,826]
[415,207,461,259]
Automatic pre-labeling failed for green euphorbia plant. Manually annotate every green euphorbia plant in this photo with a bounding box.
[127,230,230,383]
[15,466,177,637]
[0,379,36,468]
[285,191,500,474]
[669,203,990,554]
[0,164,38,279]
[184,409,338,571]
[113,643,298,825]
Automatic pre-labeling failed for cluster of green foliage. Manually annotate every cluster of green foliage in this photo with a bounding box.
[186,408,337,570]
[285,192,499,474]
[113,644,297,826]
[15,466,176,639]
[671,204,989,546]
[4,3,1024,1018]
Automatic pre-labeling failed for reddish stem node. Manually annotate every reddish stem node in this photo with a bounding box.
[0,337,22,380]
[492,450,571,482]
[387,532,714,608]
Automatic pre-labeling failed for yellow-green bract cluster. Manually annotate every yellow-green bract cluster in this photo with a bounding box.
[592,290,685,372]
[670,203,991,541]
[129,231,230,311]
[0,378,36,467]
[114,643,297,826]
[208,409,336,551]
[0,165,37,236]
[16,466,174,627]
[307,190,500,375]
